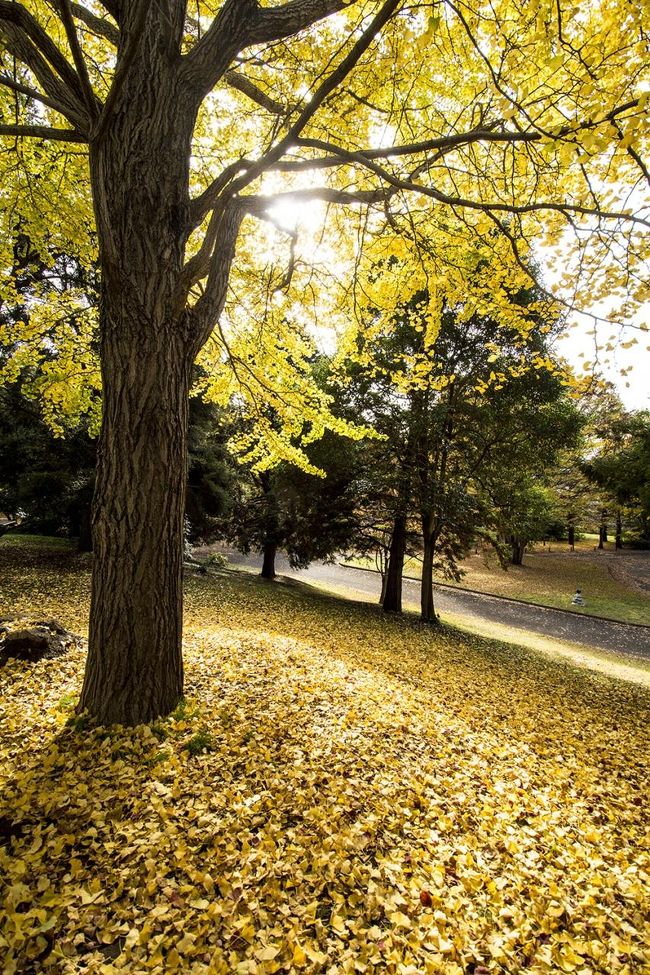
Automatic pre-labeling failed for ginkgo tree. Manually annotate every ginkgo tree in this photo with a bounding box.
[0,0,648,724]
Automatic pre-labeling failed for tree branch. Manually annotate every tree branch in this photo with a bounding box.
[225,0,403,200]
[0,73,73,117]
[188,159,246,230]
[243,185,388,214]
[249,0,353,45]
[259,132,650,230]
[70,3,119,47]
[96,0,120,22]
[0,122,86,142]
[225,70,286,114]
[91,0,148,142]
[182,0,357,101]
[0,1,86,102]
[56,0,100,117]
[1,24,89,129]
[180,0,259,98]
[189,201,247,352]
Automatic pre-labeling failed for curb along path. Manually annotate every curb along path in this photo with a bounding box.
[222,552,650,660]
[340,562,650,630]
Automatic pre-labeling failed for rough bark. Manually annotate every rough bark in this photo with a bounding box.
[382,514,406,613]
[78,319,193,724]
[78,42,198,724]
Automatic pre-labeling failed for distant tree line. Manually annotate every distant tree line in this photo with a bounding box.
[2,282,648,622]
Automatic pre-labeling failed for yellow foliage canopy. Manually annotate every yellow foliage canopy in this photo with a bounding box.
[0,0,648,460]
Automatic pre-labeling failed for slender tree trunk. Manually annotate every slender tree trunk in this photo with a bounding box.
[598,515,607,549]
[420,531,438,623]
[567,517,575,551]
[379,571,388,604]
[375,545,388,603]
[261,541,277,580]
[259,472,279,580]
[615,510,623,549]
[382,514,406,613]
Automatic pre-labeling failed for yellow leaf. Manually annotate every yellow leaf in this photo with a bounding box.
[292,943,307,965]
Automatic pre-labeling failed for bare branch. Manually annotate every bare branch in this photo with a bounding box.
[0,122,86,142]
[249,0,353,45]
[243,186,388,213]
[190,201,247,351]
[181,207,225,290]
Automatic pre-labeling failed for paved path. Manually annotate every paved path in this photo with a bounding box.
[222,552,650,660]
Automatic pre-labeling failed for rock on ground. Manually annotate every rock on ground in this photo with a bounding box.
[0,618,83,666]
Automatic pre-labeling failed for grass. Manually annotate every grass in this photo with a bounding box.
[0,532,76,550]
[1,537,649,974]
[344,548,650,626]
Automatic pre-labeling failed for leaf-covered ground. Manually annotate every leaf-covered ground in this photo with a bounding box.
[1,539,649,975]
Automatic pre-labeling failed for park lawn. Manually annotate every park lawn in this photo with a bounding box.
[344,550,650,625]
[443,551,650,625]
[1,537,649,975]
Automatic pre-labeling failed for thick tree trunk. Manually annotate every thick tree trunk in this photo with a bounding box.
[510,536,526,565]
[78,46,199,724]
[261,541,277,580]
[420,533,438,623]
[383,515,406,613]
[78,326,192,724]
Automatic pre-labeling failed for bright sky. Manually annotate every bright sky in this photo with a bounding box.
[557,316,650,411]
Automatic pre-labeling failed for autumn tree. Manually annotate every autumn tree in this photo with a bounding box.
[0,1,648,722]
[344,286,580,620]
[226,429,360,579]
[582,411,650,543]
